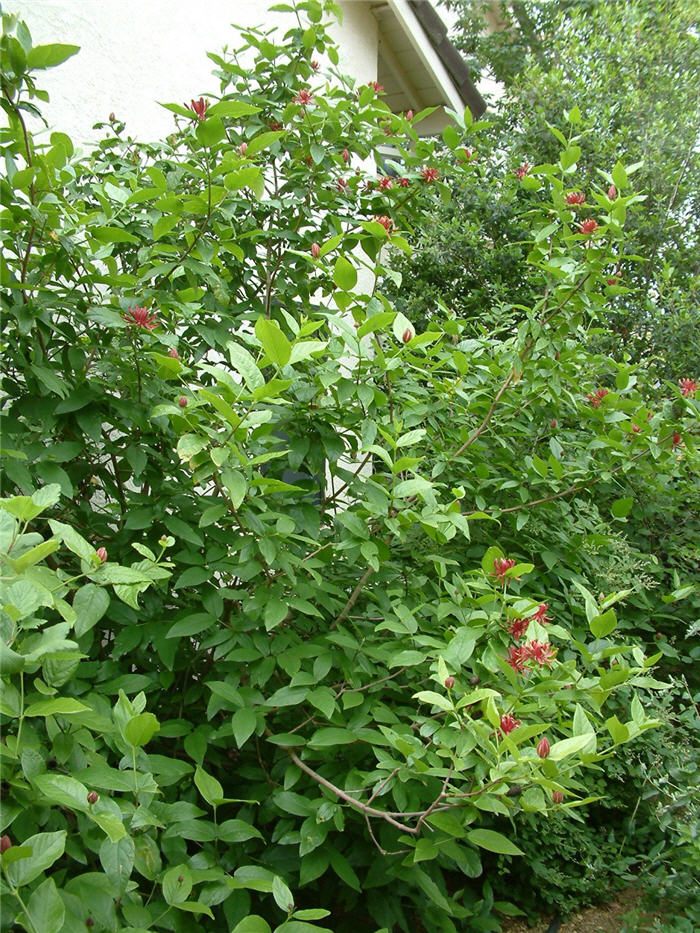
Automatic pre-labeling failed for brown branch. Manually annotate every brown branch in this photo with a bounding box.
[329,565,375,630]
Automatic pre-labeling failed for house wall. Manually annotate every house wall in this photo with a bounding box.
[9,0,379,145]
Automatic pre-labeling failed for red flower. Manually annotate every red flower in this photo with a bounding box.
[294,88,313,105]
[522,639,556,667]
[565,191,586,205]
[530,602,551,624]
[378,176,394,191]
[368,80,384,92]
[500,713,521,735]
[420,166,439,183]
[672,432,683,448]
[87,790,99,805]
[608,185,617,199]
[492,557,516,581]
[462,148,474,161]
[679,378,698,398]
[336,178,348,192]
[537,737,551,759]
[406,109,414,121]
[311,60,319,70]
[606,276,619,286]
[185,98,208,121]
[506,645,526,673]
[552,790,564,804]
[269,120,283,131]
[515,162,530,179]
[508,617,530,640]
[168,347,179,358]
[586,387,609,408]
[398,177,410,187]
[364,180,375,192]
[444,676,455,689]
[402,327,414,344]
[374,215,393,233]
[311,242,321,259]
[96,547,107,563]
[178,396,188,408]
[239,142,248,155]
[578,218,599,236]
[342,148,350,163]
[123,306,158,330]
[632,423,640,433]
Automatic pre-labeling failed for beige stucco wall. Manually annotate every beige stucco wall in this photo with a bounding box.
[9,0,379,144]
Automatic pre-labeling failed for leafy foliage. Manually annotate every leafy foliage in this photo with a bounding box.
[1,2,699,931]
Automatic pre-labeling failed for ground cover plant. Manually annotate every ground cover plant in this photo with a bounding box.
[1,1,699,931]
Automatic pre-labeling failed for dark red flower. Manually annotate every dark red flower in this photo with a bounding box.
[294,88,313,105]
[311,242,321,259]
[587,387,609,408]
[679,378,698,398]
[420,166,439,183]
[87,790,99,805]
[565,191,586,205]
[185,98,208,121]
[462,148,474,161]
[508,617,530,640]
[342,148,350,163]
[444,676,455,689]
[537,737,551,759]
[402,327,414,344]
[96,547,107,563]
[311,60,319,70]
[336,178,348,192]
[608,185,617,199]
[672,432,683,448]
[269,120,283,131]
[550,418,557,429]
[0,835,12,853]
[378,176,394,191]
[522,639,556,667]
[632,423,640,433]
[578,218,599,236]
[492,557,516,581]
[606,276,620,286]
[178,396,188,408]
[398,177,410,187]
[374,215,393,233]
[500,713,521,735]
[530,602,551,624]
[552,791,564,804]
[515,162,530,179]
[368,80,384,92]
[506,645,526,673]
[123,306,158,330]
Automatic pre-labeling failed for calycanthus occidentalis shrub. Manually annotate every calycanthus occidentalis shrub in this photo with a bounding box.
[1,2,698,931]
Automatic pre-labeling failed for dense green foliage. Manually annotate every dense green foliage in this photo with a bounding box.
[1,2,698,931]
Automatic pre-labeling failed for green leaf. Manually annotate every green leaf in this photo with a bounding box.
[548,734,595,760]
[227,341,264,390]
[26,877,64,933]
[194,766,224,806]
[124,713,160,747]
[255,318,291,368]
[232,707,258,748]
[99,835,135,893]
[611,497,633,519]
[27,43,80,70]
[91,226,140,245]
[25,698,90,717]
[206,100,260,119]
[333,256,357,291]
[467,829,524,856]
[48,519,96,563]
[163,864,192,905]
[221,468,247,509]
[308,728,357,748]
[196,116,226,147]
[232,917,271,933]
[272,875,294,912]
[4,831,66,887]
[590,608,617,639]
[73,583,110,637]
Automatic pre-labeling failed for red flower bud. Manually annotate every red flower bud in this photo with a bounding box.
[469,674,480,686]
[311,60,319,70]
[86,920,94,928]
[550,418,557,428]
[406,109,414,121]
[402,328,414,343]
[537,737,551,759]
[311,242,321,259]
[0,835,11,853]
[672,432,683,448]
[655,632,663,640]
[87,791,99,805]
[178,396,188,408]
[109,112,116,122]
[168,347,179,358]
[444,676,455,689]
[96,547,107,563]
[239,142,248,155]
[608,185,617,199]
[342,148,350,163]
[552,791,564,804]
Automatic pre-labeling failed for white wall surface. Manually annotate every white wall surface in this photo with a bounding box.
[9,0,379,145]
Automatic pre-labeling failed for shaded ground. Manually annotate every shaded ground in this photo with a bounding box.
[502,887,667,933]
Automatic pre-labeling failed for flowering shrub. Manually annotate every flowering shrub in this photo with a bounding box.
[1,2,698,931]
